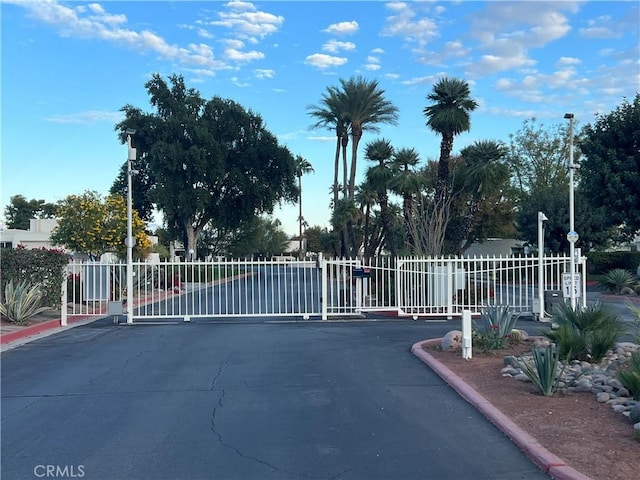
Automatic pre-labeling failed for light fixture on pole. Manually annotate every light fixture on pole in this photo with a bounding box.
[564,113,578,310]
[537,211,548,321]
[125,128,137,325]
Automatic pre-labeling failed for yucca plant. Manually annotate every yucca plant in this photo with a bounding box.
[0,280,51,324]
[617,351,640,400]
[599,268,638,294]
[516,345,566,396]
[541,302,627,362]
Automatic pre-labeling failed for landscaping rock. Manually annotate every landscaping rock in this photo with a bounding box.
[441,330,462,351]
[630,404,640,424]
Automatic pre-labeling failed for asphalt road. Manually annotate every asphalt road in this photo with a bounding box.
[1,318,552,480]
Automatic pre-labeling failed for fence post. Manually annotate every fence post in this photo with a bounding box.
[60,270,67,327]
[321,258,328,320]
[446,260,453,319]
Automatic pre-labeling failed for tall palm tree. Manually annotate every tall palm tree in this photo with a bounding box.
[294,155,314,259]
[451,140,509,253]
[355,180,379,259]
[364,138,397,257]
[338,77,399,200]
[389,147,423,253]
[307,87,349,207]
[423,77,478,196]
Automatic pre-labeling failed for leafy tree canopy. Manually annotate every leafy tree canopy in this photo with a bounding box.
[4,195,56,230]
[115,73,298,258]
[579,94,640,239]
[50,191,151,260]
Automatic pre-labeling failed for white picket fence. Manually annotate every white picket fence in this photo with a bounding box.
[63,254,586,322]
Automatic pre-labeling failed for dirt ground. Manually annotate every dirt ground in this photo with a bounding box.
[423,342,639,480]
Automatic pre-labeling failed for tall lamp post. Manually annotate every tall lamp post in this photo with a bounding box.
[564,113,578,310]
[125,128,137,325]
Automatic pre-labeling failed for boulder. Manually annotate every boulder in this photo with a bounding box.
[441,330,462,351]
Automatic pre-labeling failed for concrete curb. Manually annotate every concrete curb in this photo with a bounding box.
[411,339,593,480]
[0,315,106,350]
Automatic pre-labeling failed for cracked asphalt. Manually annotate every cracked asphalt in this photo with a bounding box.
[1,317,550,480]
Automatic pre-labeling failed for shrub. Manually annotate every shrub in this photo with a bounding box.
[516,345,566,396]
[0,247,69,308]
[541,303,627,362]
[599,268,638,294]
[617,352,640,400]
[0,280,51,324]
[587,251,640,275]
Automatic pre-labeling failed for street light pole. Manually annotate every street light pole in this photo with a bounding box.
[564,113,578,310]
[125,128,137,325]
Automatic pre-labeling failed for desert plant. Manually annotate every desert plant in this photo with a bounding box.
[599,268,638,294]
[516,345,566,396]
[473,303,520,350]
[627,300,640,344]
[0,280,51,324]
[617,351,640,400]
[541,302,627,362]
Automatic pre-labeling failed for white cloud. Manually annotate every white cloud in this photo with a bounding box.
[579,15,622,39]
[44,110,122,124]
[322,40,356,53]
[304,53,348,70]
[465,2,579,76]
[9,0,230,71]
[206,1,284,43]
[381,2,438,45]
[371,48,385,55]
[254,68,275,79]
[323,21,359,36]
[230,76,250,88]
[400,74,444,86]
[364,63,381,71]
[557,56,581,66]
[225,47,264,63]
[415,40,471,66]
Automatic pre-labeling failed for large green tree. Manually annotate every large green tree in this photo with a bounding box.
[294,155,314,259]
[579,94,640,240]
[307,87,349,205]
[3,195,56,230]
[447,140,512,254]
[389,148,423,253]
[364,138,397,257]
[50,191,150,260]
[115,74,298,258]
[508,118,614,252]
[339,76,399,200]
[423,77,478,197]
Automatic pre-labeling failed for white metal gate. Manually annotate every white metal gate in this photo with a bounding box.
[64,255,586,322]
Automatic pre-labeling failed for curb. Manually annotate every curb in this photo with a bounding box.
[411,339,593,480]
[0,315,101,346]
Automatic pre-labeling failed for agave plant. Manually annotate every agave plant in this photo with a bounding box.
[0,280,51,324]
[516,344,566,396]
[599,268,638,294]
[481,303,520,338]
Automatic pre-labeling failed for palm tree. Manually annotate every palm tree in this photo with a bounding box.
[307,87,350,206]
[451,140,509,254]
[294,155,314,259]
[355,180,379,259]
[423,77,478,196]
[364,138,397,257]
[338,76,399,200]
[389,148,423,253]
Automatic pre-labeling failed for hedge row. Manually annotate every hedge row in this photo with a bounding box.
[1,247,69,308]
[586,251,640,275]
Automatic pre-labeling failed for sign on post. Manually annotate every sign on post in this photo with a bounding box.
[562,273,581,299]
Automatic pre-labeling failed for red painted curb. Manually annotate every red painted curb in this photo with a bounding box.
[411,339,594,480]
[0,315,97,345]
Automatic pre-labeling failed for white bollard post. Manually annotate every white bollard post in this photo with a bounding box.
[462,309,472,360]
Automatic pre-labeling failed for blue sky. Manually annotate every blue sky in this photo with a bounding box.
[1,1,638,236]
